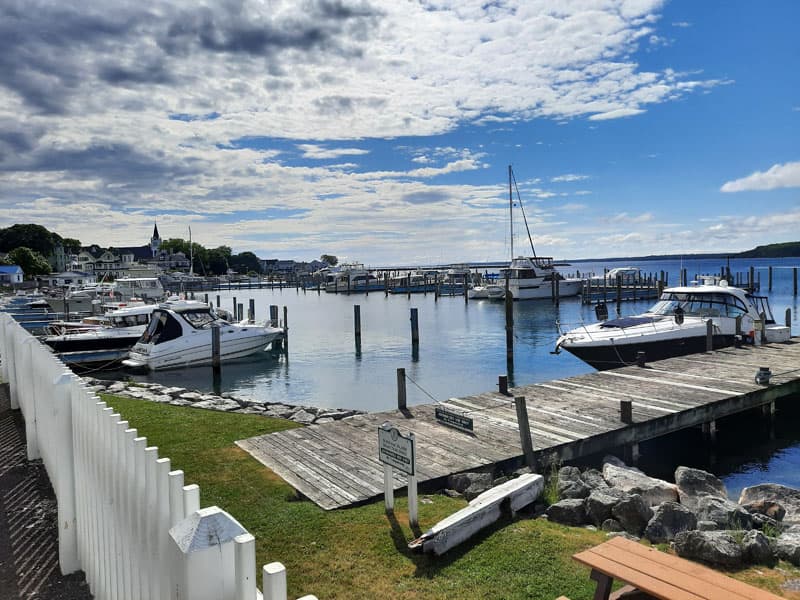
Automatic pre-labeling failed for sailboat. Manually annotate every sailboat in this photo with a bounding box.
[499,165,583,300]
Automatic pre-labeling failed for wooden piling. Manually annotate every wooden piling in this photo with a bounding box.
[615,275,622,314]
[354,305,362,351]
[397,368,407,410]
[749,266,755,291]
[211,323,221,374]
[787,308,792,330]
[216,295,220,307]
[269,305,279,327]
[768,266,773,291]
[204,293,209,304]
[232,296,237,317]
[620,400,633,424]
[498,375,509,396]
[410,308,419,349]
[514,396,536,470]
[706,319,713,352]
[794,267,798,296]
[282,306,288,352]
[504,274,513,371]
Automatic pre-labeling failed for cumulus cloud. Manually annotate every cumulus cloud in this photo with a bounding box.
[297,144,370,159]
[720,161,800,192]
[551,174,589,183]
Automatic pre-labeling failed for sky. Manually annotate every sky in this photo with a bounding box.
[0,0,798,266]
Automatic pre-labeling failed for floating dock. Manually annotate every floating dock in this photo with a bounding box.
[238,340,800,510]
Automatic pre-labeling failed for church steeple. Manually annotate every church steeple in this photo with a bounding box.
[150,221,161,257]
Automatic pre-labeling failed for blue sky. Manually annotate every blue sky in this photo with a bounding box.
[0,0,797,265]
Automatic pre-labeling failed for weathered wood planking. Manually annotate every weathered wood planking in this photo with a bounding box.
[236,340,800,510]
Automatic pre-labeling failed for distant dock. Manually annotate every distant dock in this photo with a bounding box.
[238,339,800,510]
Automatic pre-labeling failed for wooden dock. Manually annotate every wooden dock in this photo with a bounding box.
[237,340,800,510]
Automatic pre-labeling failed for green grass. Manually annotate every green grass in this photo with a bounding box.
[99,395,799,599]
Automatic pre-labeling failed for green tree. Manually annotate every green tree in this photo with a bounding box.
[230,251,262,274]
[207,246,232,275]
[61,238,82,254]
[0,224,61,256]
[320,254,338,266]
[5,247,52,276]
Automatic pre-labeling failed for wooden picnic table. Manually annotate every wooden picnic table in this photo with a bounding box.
[572,536,783,600]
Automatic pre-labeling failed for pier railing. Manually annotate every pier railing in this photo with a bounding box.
[0,313,313,600]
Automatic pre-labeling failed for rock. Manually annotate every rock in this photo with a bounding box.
[580,468,609,491]
[603,463,678,506]
[605,531,639,541]
[314,417,335,424]
[236,407,267,415]
[163,387,187,397]
[694,496,752,530]
[602,455,628,468]
[674,466,727,510]
[611,494,653,537]
[442,489,462,499]
[493,476,509,486]
[464,479,495,501]
[776,525,800,566]
[586,489,626,527]
[169,399,192,406]
[697,520,718,531]
[751,513,782,532]
[673,530,744,567]
[740,484,800,524]
[742,530,776,566]
[448,472,493,494]
[557,467,590,499]
[601,518,623,532]
[742,500,787,523]
[546,499,587,526]
[643,501,698,544]
[290,409,316,425]
[107,382,127,393]
[179,392,203,402]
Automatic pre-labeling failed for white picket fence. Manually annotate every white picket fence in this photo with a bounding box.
[0,313,316,600]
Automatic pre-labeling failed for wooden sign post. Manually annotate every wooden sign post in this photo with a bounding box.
[378,423,418,526]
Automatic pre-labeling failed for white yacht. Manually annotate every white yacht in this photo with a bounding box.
[554,276,791,370]
[42,302,157,353]
[123,300,283,371]
[500,256,583,300]
[112,277,165,301]
[324,263,383,293]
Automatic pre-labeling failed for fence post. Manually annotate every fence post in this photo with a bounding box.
[21,337,41,459]
[263,562,288,600]
[53,371,80,574]
[234,534,257,600]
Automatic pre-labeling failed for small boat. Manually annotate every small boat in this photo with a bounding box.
[323,263,383,293]
[42,302,157,353]
[589,267,642,286]
[554,276,791,370]
[123,299,283,371]
[389,270,439,294]
[437,267,473,296]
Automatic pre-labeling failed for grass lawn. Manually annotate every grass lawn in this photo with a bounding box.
[101,395,800,599]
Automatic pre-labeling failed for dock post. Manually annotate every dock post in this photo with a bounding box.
[681,268,687,287]
[795,268,798,296]
[620,400,633,424]
[706,319,714,352]
[354,305,362,354]
[410,308,419,352]
[216,295,220,308]
[554,274,560,306]
[498,375,508,396]
[761,401,776,420]
[248,298,255,322]
[760,311,767,345]
[514,396,536,471]
[408,433,418,527]
[269,305,279,327]
[615,275,622,314]
[505,274,514,372]
[749,266,755,291]
[769,266,773,291]
[786,308,792,331]
[464,278,469,304]
[237,303,244,321]
[384,273,389,297]
[211,324,221,394]
[624,443,640,466]
[232,296,237,317]
[702,420,717,443]
[397,368,407,411]
[281,306,288,353]
[204,293,208,304]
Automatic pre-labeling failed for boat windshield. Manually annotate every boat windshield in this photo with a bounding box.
[747,295,776,324]
[649,292,750,318]
[179,309,218,329]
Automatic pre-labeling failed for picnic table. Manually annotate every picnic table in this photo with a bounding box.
[571,536,783,600]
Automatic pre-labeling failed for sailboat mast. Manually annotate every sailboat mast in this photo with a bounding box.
[189,226,194,277]
[508,164,514,259]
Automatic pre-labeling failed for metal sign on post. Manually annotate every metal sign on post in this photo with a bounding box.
[435,405,474,433]
[378,423,418,527]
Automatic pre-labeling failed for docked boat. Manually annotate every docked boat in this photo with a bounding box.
[41,302,157,353]
[390,270,439,294]
[438,267,473,295]
[123,299,283,371]
[554,276,791,370]
[324,264,383,293]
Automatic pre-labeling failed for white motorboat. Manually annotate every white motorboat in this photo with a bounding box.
[501,256,583,300]
[468,283,505,299]
[554,276,791,370]
[123,300,283,371]
[112,277,165,301]
[323,263,383,293]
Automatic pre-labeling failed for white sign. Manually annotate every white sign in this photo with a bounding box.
[378,424,415,476]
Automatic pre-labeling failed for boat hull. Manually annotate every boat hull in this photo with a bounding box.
[43,331,144,353]
[509,278,582,300]
[561,333,738,370]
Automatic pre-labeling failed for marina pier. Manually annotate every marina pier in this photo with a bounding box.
[239,338,800,510]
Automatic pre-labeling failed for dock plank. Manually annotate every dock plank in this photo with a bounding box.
[238,339,800,509]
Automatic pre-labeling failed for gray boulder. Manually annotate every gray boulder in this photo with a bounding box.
[776,525,800,566]
[673,530,744,568]
[603,463,678,506]
[546,499,587,526]
[697,520,718,531]
[674,466,727,510]
[290,409,316,424]
[447,472,493,494]
[586,488,627,527]
[601,518,623,532]
[695,496,752,530]
[602,455,628,468]
[580,469,609,491]
[643,501,698,544]
[611,494,653,537]
[742,500,787,523]
[739,484,800,524]
[742,530,776,566]
[558,466,591,500]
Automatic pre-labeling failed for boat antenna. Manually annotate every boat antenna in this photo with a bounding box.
[510,166,536,257]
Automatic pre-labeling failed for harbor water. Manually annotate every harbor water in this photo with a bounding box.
[103,256,800,497]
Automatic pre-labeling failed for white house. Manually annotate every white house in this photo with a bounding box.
[44,271,97,288]
[0,265,24,285]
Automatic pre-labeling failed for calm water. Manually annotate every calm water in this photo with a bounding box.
[105,256,800,494]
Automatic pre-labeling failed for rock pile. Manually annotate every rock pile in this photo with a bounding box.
[544,456,800,568]
[83,377,364,425]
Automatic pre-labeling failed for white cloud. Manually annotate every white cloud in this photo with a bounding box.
[297,144,370,159]
[589,108,647,121]
[551,174,589,183]
[720,161,800,192]
[672,21,691,28]
[607,212,654,224]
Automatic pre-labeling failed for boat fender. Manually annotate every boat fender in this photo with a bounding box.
[674,306,684,325]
